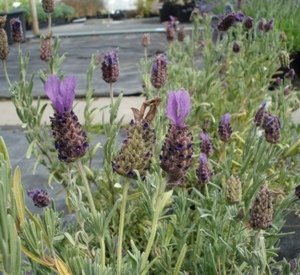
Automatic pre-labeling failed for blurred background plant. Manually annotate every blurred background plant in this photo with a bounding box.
[1,0,300,274]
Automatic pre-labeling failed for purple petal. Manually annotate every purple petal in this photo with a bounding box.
[166,89,191,126]
[199,133,210,141]
[60,76,76,113]
[169,15,176,22]
[177,89,191,126]
[200,153,207,164]
[234,12,244,22]
[222,113,231,125]
[44,74,64,114]
[166,91,178,124]
[261,101,266,108]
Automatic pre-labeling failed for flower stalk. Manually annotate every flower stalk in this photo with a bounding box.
[117,178,129,275]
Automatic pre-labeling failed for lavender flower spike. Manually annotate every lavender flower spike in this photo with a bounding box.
[219,113,233,142]
[44,74,76,114]
[166,89,191,127]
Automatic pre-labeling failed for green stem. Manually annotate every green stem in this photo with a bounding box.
[253,229,261,275]
[117,178,129,275]
[2,60,11,87]
[100,237,106,272]
[48,13,52,34]
[144,47,148,62]
[76,159,97,220]
[110,82,114,106]
[140,209,159,273]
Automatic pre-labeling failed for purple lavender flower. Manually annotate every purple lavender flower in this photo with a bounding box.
[166,89,191,127]
[218,12,244,32]
[45,74,88,163]
[28,189,51,208]
[169,15,177,29]
[10,17,23,43]
[232,41,240,53]
[101,49,120,83]
[233,12,244,22]
[264,18,274,32]
[199,133,213,156]
[196,153,213,184]
[44,74,76,114]
[264,114,281,143]
[244,16,254,29]
[254,102,267,127]
[151,53,168,89]
[160,89,193,185]
[218,113,232,142]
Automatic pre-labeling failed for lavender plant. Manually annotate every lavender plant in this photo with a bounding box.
[1,3,300,274]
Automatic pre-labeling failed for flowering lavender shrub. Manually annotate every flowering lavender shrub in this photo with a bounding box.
[1,3,300,274]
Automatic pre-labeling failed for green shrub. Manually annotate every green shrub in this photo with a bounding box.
[243,0,300,53]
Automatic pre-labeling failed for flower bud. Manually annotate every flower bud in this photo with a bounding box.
[101,49,119,83]
[249,183,273,230]
[42,0,55,13]
[151,53,168,89]
[244,16,254,29]
[142,33,150,47]
[199,133,213,156]
[232,41,240,53]
[218,113,232,142]
[264,114,281,144]
[278,50,290,69]
[27,189,51,208]
[178,26,186,42]
[113,98,161,179]
[253,102,267,127]
[196,154,213,184]
[0,15,9,61]
[10,17,23,43]
[40,33,52,62]
[226,175,242,204]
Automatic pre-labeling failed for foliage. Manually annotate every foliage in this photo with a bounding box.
[136,0,154,18]
[242,0,300,53]
[61,0,104,18]
[209,0,300,53]
[13,3,74,26]
[1,4,300,274]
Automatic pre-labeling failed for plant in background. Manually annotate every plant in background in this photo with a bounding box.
[1,2,300,274]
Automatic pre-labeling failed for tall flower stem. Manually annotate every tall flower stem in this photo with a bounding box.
[144,47,148,62]
[117,178,129,275]
[253,229,261,275]
[140,207,159,274]
[100,236,106,272]
[76,159,97,220]
[110,82,114,106]
[48,13,52,34]
[2,60,11,87]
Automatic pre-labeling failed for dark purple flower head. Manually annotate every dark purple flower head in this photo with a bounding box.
[10,17,22,32]
[234,12,244,22]
[44,74,76,114]
[27,189,51,208]
[233,41,240,53]
[222,113,231,125]
[10,17,23,43]
[166,89,191,127]
[152,53,168,74]
[244,16,254,29]
[219,113,232,142]
[103,49,119,66]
